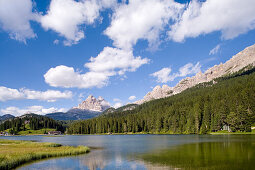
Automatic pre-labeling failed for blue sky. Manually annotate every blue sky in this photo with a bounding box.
[0,0,255,116]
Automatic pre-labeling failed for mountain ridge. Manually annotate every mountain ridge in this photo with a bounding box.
[0,114,15,122]
[71,95,110,112]
[46,95,110,120]
[135,44,255,104]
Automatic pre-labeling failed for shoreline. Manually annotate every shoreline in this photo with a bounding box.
[1,129,254,136]
[0,139,90,170]
[67,130,255,135]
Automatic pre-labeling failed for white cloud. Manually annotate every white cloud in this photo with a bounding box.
[113,98,121,102]
[150,67,172,83]
[40,0,116,45]
[169,0,255,42]
[178,62,201,77]
[1,0,255,46]
[209,44,220,55]
[0,86,25,101]
[44,47,149,88]
[0,86,72,102]
[1,106,67,117]
[44,65,110,88]
[85,47,149,74]
[113,102,122,109]
[21,89,72,102]
[0,0,38,42]
[151,62,201,83]
[53,39,59,45]
[128,95,136,100]
[105,0,184,50]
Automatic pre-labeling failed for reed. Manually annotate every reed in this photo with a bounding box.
[0,139,90,170]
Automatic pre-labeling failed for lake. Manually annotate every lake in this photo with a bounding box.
[0,135,254,170]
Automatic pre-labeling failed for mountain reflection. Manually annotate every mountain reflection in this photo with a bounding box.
[79,150,109,170]
[78,149,172,170]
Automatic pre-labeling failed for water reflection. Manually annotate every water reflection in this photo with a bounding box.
[0,135,254,170]
[78,150,109,170]
[140,141,255,170]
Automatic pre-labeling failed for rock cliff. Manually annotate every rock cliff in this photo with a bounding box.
[72,95,110,112]
[135,44,255,104]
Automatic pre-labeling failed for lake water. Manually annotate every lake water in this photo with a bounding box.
[0,135,254,170]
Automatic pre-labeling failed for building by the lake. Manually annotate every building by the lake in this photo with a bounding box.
[48,131,62,135]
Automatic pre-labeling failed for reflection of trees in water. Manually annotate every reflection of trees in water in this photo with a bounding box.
[140,141,255,170]
[78,150,109,170]
[137,160,172,170]
[78,149,174,170]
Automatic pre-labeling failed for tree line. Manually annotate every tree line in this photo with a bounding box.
[0,114,64,134]
[68,68,255,134]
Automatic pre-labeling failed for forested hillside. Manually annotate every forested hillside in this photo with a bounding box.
[0,114,64,135]
[68,68,255,134]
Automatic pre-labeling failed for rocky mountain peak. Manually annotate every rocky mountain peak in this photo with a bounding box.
[87,95,96,100]
[135,44,255,104]
[135,85,173,104]
[74,95,110,112]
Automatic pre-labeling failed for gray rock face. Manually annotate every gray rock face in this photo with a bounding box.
[0,114,15,122]
[135,44,255,104]
[135,85,173,104]
[73,95,110,112]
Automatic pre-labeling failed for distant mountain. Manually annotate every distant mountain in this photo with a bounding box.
[73,95,110,112]
[102,104,138,115]
[46,95,111,121]
[0,114,15,122]
[135,43,255,104]
[18,113,41,119]
[46,111,102,121]
[68,66,255,135]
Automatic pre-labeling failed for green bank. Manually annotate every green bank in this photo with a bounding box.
[0,114,65,135]
[0,139,90,170]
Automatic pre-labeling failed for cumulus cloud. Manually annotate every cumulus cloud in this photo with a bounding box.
[128,96,136,100]
[113,102,122,109]
[44,47,149,88]
[209,44,220,55]
[0,86,72,102]
[113,98,121,102]
[178,62,201,77]
[105,0,184,50]
[151,62,201,83]
[0,0,38,42]
[53,39,59,45]
[40,0,116,45]
[150,67,172,83]
[85,47,149,74]
[44,65,109,88]
[2,0,255,46]
[169,0,255,42]
[22,89,73,102]
[1,106,67,117]
[0,86,25,101]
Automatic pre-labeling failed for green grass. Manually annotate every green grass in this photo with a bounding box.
[17,128,56,135]
[3,124,61,135]
[43,135,65,137]
[210,129,255,135]
[0,139,90,170]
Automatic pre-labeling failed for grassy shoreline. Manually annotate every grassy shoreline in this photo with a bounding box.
[68,129,255,135]
[210,129,255,135]
[0,139,90,170]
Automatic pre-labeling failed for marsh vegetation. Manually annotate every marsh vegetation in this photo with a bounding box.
[0,139,89,170]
